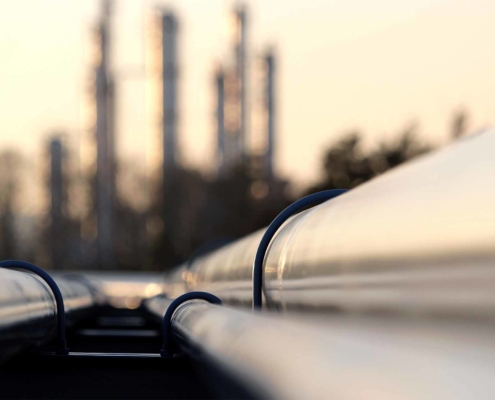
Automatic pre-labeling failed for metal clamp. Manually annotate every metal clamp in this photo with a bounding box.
[252,189,347,311]
[160,291,222,358]
[0,260,69,355]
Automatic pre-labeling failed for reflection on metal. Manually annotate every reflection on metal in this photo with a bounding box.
[0,270,166,364]
[0,268,95,363]
[162,129,495,321]
[145,297,495,400]
[0,260,70,355]
[74,271,166,309]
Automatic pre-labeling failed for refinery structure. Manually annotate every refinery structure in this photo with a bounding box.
[160,12,179,173]
[48,1,279,270]
[144,3,276,180]
[217,7,249,175]
[93,0,116,270]
[6,3,495,398]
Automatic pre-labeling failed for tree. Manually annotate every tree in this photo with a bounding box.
[451,108,469,139]
[306,124,432,194]
[0,150,22,259]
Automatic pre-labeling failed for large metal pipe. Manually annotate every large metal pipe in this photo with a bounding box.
[0,268,96,363]
[145,296,495,400]
[163,129,495,319]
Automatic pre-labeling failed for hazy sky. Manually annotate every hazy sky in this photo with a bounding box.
[1,0,495,194]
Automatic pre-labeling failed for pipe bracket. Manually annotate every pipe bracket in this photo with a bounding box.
[252,189,347,311]
[160,291,222,358]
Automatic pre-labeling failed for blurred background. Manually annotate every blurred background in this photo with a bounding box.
[0,0,491,271]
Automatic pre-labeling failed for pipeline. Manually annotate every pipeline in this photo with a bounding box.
[141,129,495,398]
[0,268,96,363]
[163,128,495,320]
[144,295,495,400]
[0,130,493,398]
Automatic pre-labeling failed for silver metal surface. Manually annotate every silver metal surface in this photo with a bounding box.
[145,297,495,400]
[163,129,495,320]
[0,268,95,363]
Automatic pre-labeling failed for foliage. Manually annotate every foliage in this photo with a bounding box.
[306,124,433,194]
[148,161,291,270]
[0,150,21,259]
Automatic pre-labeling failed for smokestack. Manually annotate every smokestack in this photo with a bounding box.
[264,50,275,179]
[162,12,178,172]
[158,11,181,263]
[49,137,64,270]
[216,68,226,176]
[233,6,247,163]
[95,0,115,269]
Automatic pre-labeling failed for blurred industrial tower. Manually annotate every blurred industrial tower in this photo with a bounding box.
[234,7,247,162]
[161,13,179,173]
[49,137,64,270]
[264,50,275,179]
[94,0,116,269]
[217,6,248,175]
[152,10,183,261]
[216,68,226,175]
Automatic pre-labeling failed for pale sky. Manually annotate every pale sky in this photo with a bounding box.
[1,0,495,202]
